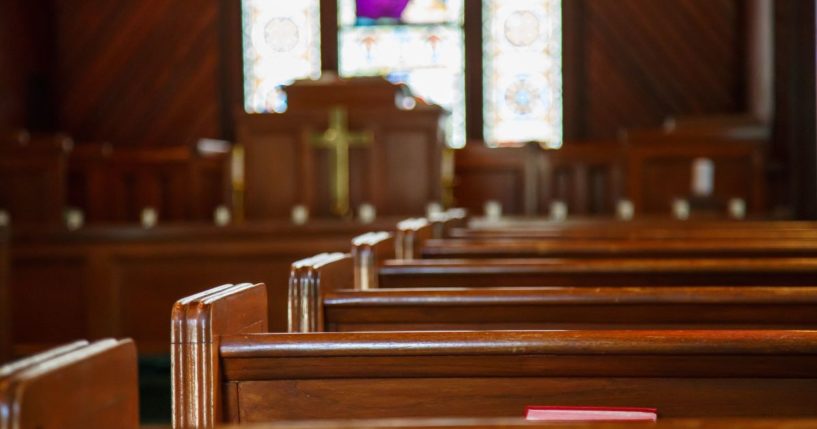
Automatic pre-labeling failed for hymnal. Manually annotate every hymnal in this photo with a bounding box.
[525,406,658,422]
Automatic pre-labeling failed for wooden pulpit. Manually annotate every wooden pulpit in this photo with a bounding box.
[236,76,445,220]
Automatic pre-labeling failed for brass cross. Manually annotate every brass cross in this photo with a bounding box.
[311,106,374,217]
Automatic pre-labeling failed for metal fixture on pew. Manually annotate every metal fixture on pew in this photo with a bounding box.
[214,205,232,227]
[616,199,635,221]
[729,198,747,220]
[484,200,502,222]
[140,207,158,229]
[672,198,690,220]
[358,203,377,224]
[291,205,310,225]
[63,208,84,231]
[549,200,568,222]
[0,210,9,227]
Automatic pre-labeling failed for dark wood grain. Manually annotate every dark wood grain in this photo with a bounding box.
[215,418,817,429]
[322,286,817,332]
[0,227,9,363]
[377,258,817,288]
[218,330,817,421]
[420,238,817,259]
[0,339,139,429]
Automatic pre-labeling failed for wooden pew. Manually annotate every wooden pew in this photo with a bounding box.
[173,286,817,424]
[378,258,817,288]
[420,237,817,259]
[289,253,817,332]
[0,226,8,363]
[350,228,817,288]
[0,339,139,428]
[210,418,817,429]
[450,219,817,240]
[10,219,404,355]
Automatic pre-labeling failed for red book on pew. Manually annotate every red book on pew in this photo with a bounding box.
[525,406,658,422]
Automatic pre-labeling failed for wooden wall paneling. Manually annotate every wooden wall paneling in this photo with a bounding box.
[0,227,9,363]
[772,0,817,219]
[0,0,55,131]
[575,0,745,140]
[625,136,765,215]
[9,221,403,355]
[68,144,228,223]
[52,0,222,147]
[540,142,625,215]
[0,135,70,225]
[453,144,540,216]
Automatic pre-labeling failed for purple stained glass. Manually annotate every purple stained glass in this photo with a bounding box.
[356,0,410,20]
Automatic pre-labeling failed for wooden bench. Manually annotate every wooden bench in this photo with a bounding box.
[288,253,817,332]
[207,417,817,429]
[420,237,817,259]
[0,339,139,428]
[378,258,817,288]
[450,219,817,240]
[173,286,817,425]
[349,230,817,288]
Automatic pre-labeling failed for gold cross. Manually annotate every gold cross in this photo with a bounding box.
[311,106,374,217]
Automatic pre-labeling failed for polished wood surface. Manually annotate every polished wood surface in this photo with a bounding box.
[453,139,763,217]
[237,79,444,220]
[378,258,817,288]
[0,133,70,224]
[450,219,817,240]
[8,220,401,355]
[421,238,817,259]
[172,283,268,428]
[218,330,817,422]
[321,286,817,332]
[68,144,229,223]
[0,339,139,429]
[290,249,817,332]
[224,418,817,429]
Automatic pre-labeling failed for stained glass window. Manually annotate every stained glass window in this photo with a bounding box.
[483,0,563,148]
[338,0,467,148]
[242,0,322,113]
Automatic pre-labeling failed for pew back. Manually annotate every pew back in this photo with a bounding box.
[321,286,817,332]
[218,330,817,422]
[0,339,139,429]
[172,283,268,428]
[290,252,817,332]
[378,258,817,288]
[420,238,817,259]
